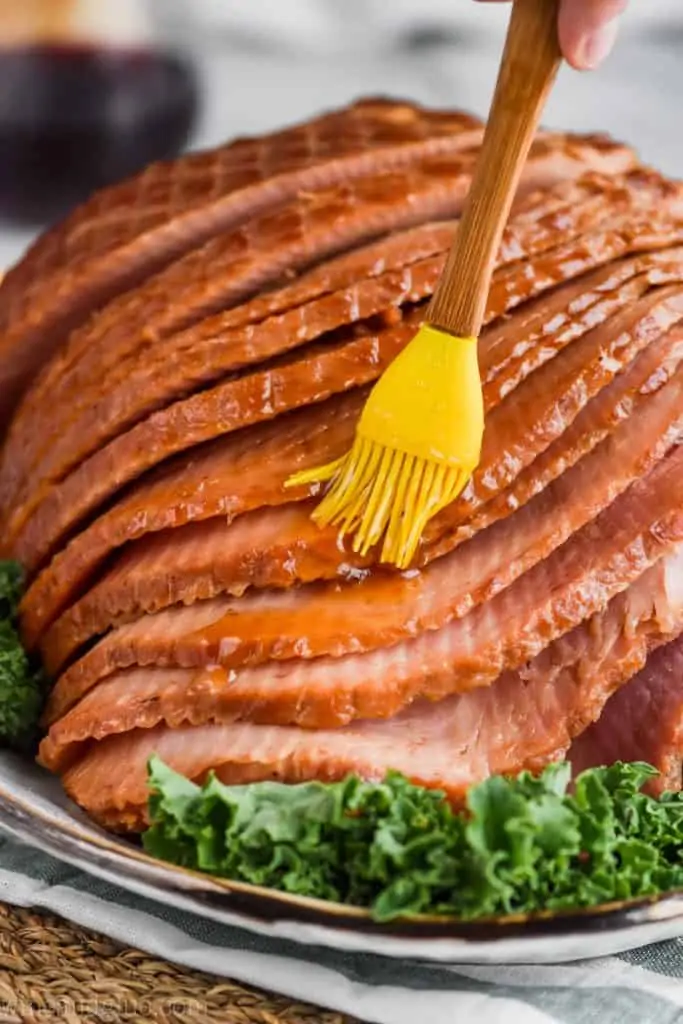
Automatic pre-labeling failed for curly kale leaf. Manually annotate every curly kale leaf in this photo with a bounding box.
[144,757,683,922]
[0,562,45,749]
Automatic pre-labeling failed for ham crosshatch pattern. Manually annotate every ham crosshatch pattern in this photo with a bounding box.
[0,98,682,832]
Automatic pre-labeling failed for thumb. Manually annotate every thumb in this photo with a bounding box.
[558,0,627,70]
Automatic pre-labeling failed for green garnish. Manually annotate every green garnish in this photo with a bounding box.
[0,561,45,750]
[144,756,683,921]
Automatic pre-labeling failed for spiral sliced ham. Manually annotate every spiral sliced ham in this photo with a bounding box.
[0,99,682,832]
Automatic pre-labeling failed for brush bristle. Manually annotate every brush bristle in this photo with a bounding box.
[290,437,470,568]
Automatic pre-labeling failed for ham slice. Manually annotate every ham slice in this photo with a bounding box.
[90,175,633,404]
[32,287,683,663]
[40,212,683,509]
[50,547,683,830]
[570,634,683,794]
[38,507,342,680]
[122,445,683,730]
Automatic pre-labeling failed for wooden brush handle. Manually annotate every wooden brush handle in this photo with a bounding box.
[428,0,561,338]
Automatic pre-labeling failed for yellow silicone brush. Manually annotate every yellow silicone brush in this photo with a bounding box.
[288,0,562,568]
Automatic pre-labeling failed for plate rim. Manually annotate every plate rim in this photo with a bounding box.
[1,755,683,958]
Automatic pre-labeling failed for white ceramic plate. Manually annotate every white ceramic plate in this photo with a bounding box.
[0,750,682,964]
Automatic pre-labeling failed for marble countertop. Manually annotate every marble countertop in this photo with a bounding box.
[1,18,681,269]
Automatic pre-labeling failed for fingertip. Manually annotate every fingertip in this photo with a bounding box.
[559,0,626,70]
[565,19,620,70]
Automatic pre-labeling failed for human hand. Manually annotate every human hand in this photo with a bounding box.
[475,0,627,70]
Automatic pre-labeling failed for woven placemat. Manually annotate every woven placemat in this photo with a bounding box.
[0,902,358,1023]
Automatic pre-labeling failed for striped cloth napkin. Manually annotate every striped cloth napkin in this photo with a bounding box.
[0,832,681,1024]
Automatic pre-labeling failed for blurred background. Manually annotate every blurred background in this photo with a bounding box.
[0,0,681,269]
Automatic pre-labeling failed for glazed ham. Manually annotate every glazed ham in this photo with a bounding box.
[0,98,682,831]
